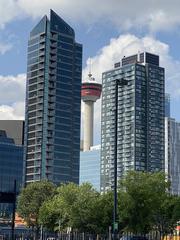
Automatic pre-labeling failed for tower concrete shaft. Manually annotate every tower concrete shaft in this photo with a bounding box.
[83,101,94,151]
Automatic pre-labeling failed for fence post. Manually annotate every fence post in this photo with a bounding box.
[109,226,112,240]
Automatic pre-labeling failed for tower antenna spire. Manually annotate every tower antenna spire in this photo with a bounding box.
[88,58,92,78]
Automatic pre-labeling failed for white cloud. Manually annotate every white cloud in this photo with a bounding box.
[0,0,20,28]
[83,34,180,96]
[0,74,26,104]
[82,34,180,143]
[1,1,180,32]
[0,42,12,55]
[15,0,180,32]
[0,102,25,120]
[0,74,26,120]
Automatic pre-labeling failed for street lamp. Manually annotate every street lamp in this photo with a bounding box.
[113,78,128,240]
[11,179,16,240]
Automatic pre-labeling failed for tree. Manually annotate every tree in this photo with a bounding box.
[38,196,67,232]
[17,180,55,238]
[171,196,180,225]
[39,182,100,233]
[39,182,113,235]
[39,182,79,232]
[91,191,113,234]
[153,195,180,234]
[118,171,170,234]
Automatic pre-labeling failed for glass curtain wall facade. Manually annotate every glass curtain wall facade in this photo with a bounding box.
[101,52,165,192]
[80,148,100,191]
[0,130,23,216]
[165,93,170,117]
[165,117,180,195]
[24,10,82,185]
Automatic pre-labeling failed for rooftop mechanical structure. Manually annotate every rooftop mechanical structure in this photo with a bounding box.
[81,73,102,151]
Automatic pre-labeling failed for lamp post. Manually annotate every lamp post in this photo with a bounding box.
[113,78,128,240]
[11,179,16,240]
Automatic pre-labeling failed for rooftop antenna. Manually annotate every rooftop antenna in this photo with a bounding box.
[88,58,92,78]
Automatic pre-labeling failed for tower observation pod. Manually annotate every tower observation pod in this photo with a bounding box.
[81,73,102,151]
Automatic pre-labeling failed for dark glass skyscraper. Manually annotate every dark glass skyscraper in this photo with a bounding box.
[24,10,82,185]
[101,52,165,192]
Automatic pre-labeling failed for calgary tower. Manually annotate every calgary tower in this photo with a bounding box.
[81,72,102,151]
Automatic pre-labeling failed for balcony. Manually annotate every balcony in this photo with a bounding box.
[46,146,53,152]
[50,33,58,41]
[37,76,44,83]
[47,131,53,138]
[51,42,57,48]
[48,90,55,96]
[49,55,57,62]
[34,161,41,167]
[46,168,53,174]
[46,153,53,159]
[48,103,55,110]
[26,167,35,175]
[39,50,45,57]
[39,63,44,70]
[49,83,55,89]
[37,82,44,89]
[35,146,41,152]
[39,43,45,50]
[49,76,56,82]
[37,96,43,104]
[38,70,44,77]
[48,96,55,103]
[37,90,44,97]
[48,110,55,117]
[49,62,56,68]
[50,49,57,55]
[47,124,54,131]
[39,56,45,63]
[49,69,56,75]
[26,160,35,167]
[39,36,45,43]
[47,139,53,145]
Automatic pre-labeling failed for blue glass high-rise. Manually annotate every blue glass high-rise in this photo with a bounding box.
[24,10,82,185]
[80,147,101,191]
[0,130,23,216]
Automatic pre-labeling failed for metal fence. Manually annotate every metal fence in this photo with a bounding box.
[0,229,180,240]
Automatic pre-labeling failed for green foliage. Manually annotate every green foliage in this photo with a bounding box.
[92,191,113,234]
[68,183,99,232]
[17,172,180,235]
[17,180,55,230]
[39,182,79,232]
[38,196,65,232]
[153,195,180,234]
[118,171,170,234]
[39,182,113,234]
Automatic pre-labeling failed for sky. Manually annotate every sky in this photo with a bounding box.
[1,0,180,144]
